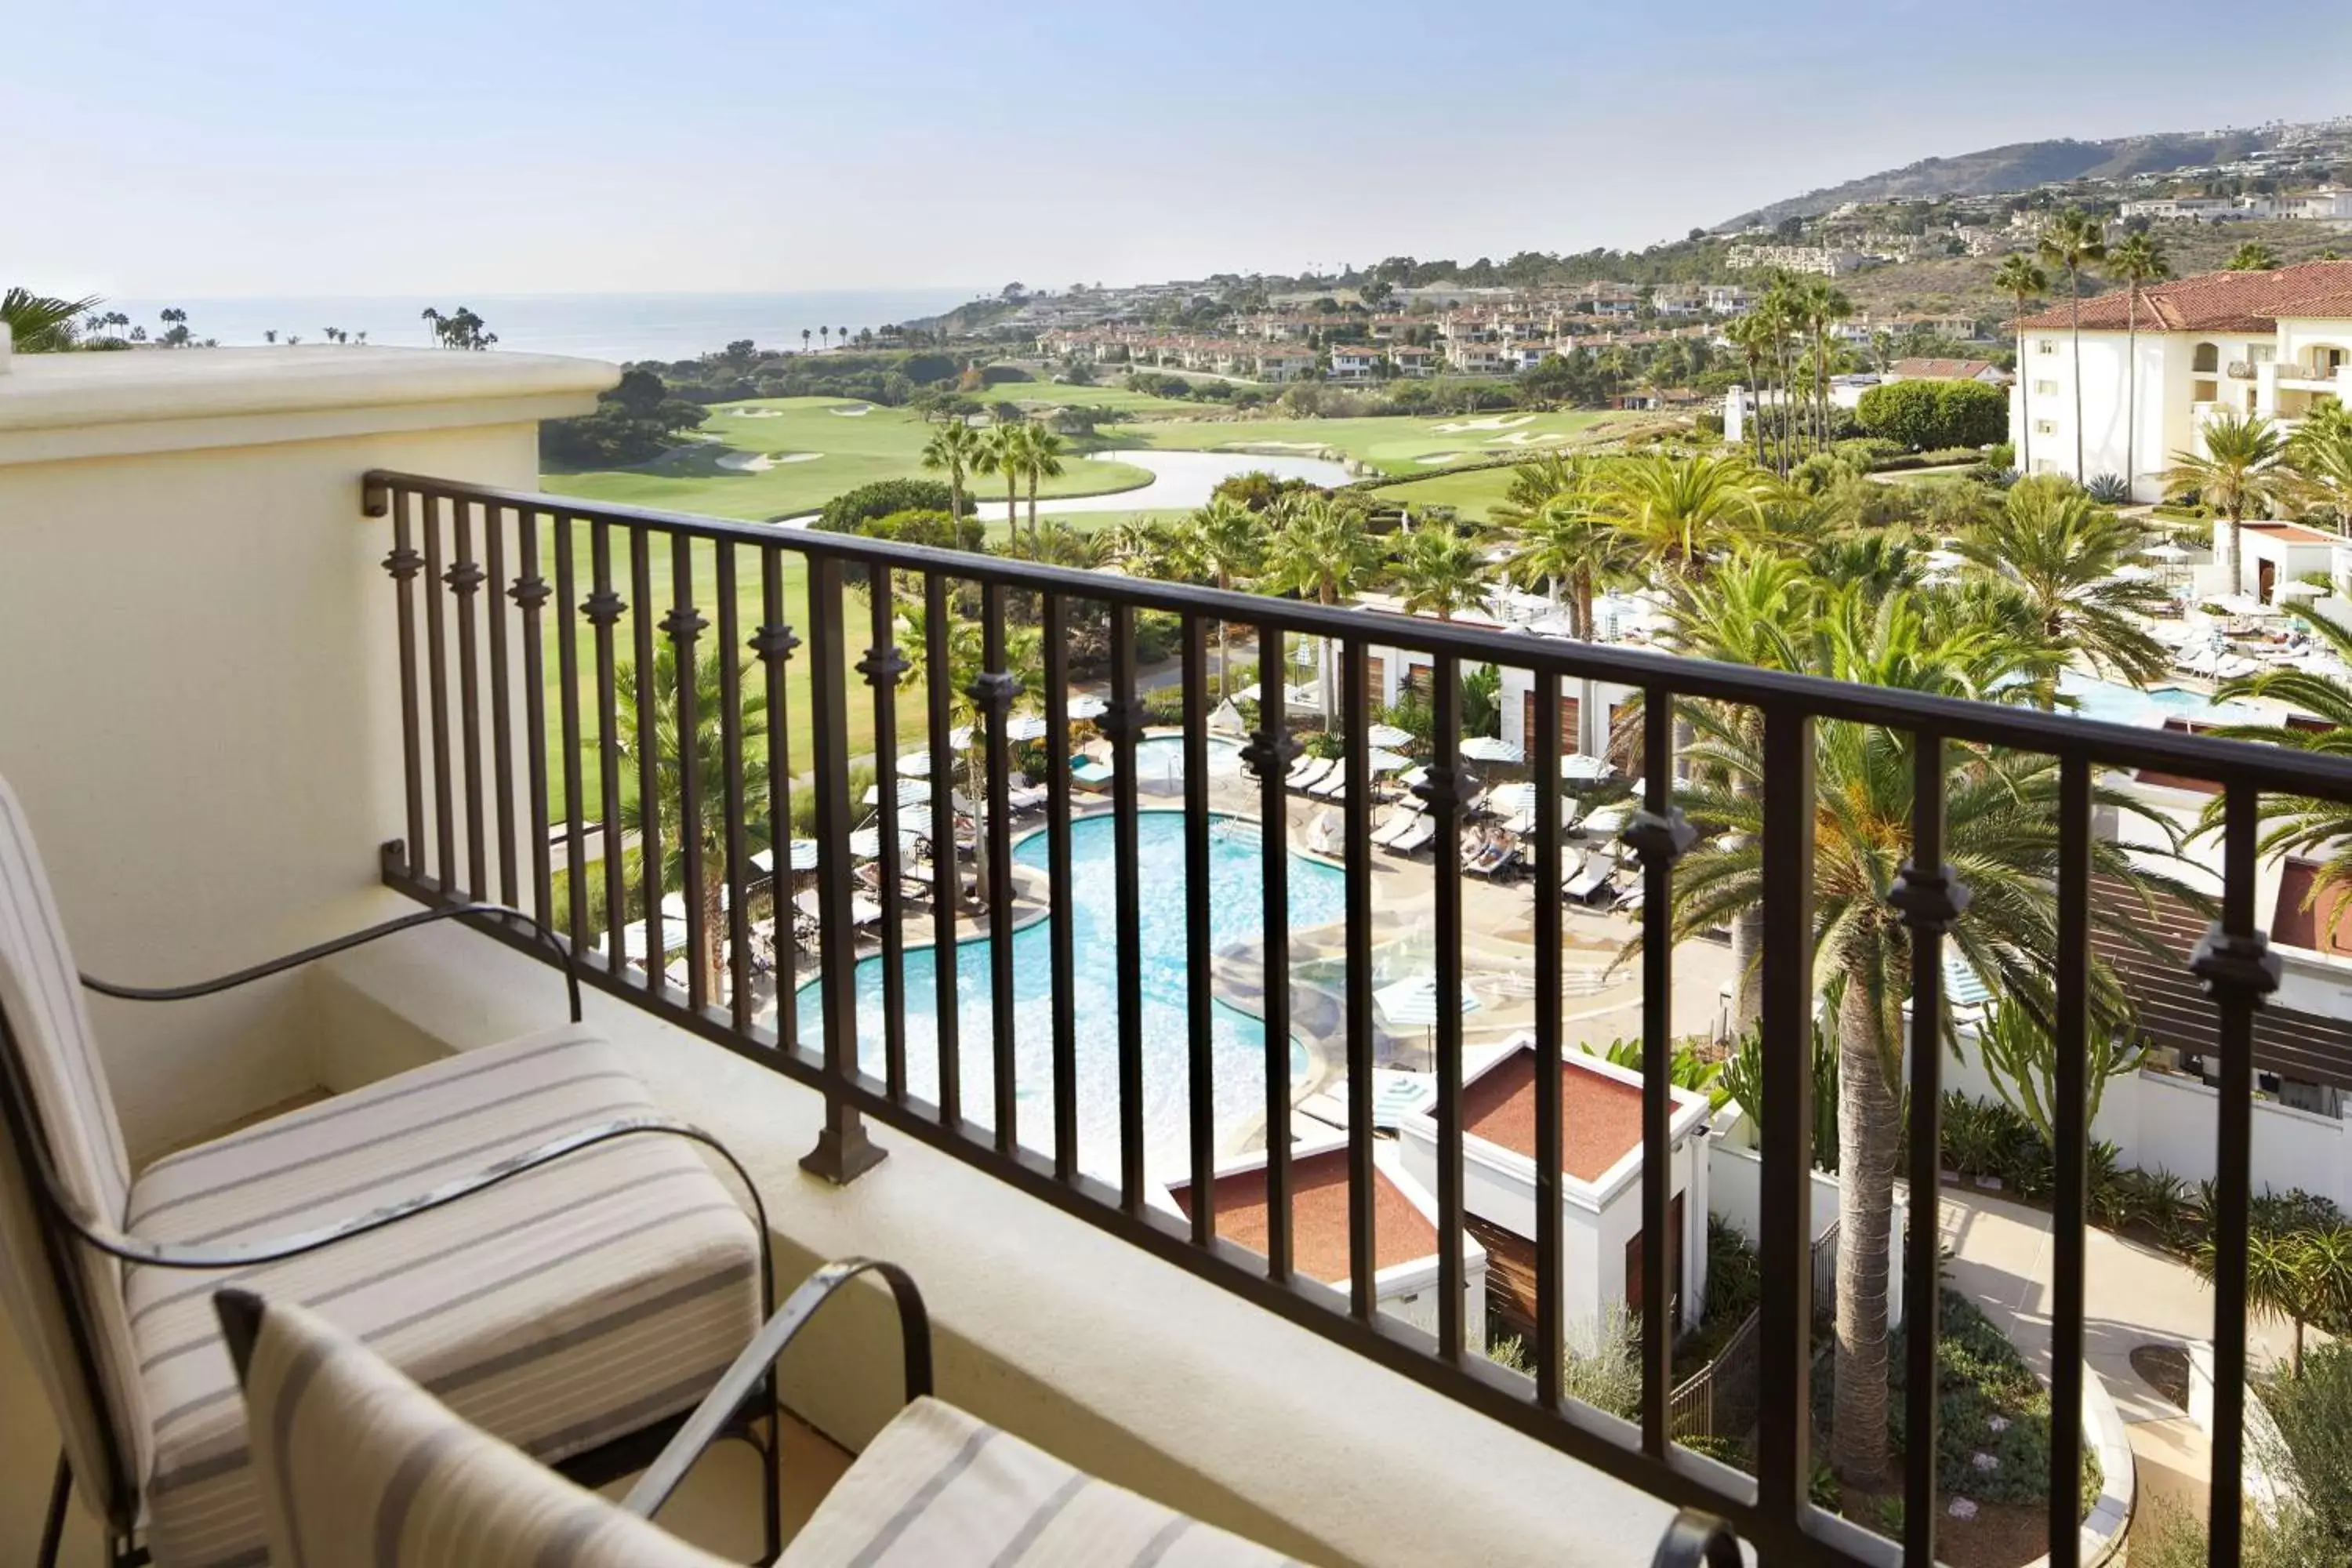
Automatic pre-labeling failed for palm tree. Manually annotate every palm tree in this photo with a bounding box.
[1259,494,1379,727]
[1723,314,1774,468]
[1020,427,1067,546]
[2161,409,2292,597]
[1798,277,1855,452]
[2038,209,2107,483]
[2110,230,2172,496]
[608,640,771,1002]
[420,305,445,347]
[1953,477,2170,695]
[1174,499,1266,695]
[2227,241,2280,273]
[2284,401,2352,524]
[2190,1229,2343,1377]
[1593,451,1768,578]
[801,328,812,354]
[1665,584,2189,1483]
[2,288,102,352]
[1391,522,1489,621]
[920,419,982,528]
[819,326,830,352]
[982,421,1026,548]
[1501,474,1635,641]
[1994,254,2050,477]
[2201,607,2352,943]
[1755,278,1803,473]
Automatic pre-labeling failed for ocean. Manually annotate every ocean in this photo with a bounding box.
[100,289,983,364]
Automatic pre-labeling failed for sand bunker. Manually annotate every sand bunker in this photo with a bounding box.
[728,408,786,418]
[828,405,874,417]
[1487,430,1566,448]
[1432,414,1537,434]
[1226,440,1330,452]
[717,451,823,472]
[1416,452,1468,466]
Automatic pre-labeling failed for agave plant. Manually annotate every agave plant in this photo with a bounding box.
[2,287,103,353]
[2085,474,2132,504]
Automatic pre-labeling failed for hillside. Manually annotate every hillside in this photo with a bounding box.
[1719,130,2281,231]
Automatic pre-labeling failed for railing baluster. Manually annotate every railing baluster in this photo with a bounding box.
[668,535,710,1014]
[630,528,664,995]
[450,495,488,900]
[1043,593,1078,1181]
[800,555,884,1182]
[2192,781,2279,1568]
[2048,756,2090,1568]
[1532,670,1564,1402]
[1109,603,1145,1210]
[1431,652,1464,1360]
[1183,614,1216,1247]
[554,514,586,950]
[1252,630,1298,1283]
[862,568,908,1098]
[422,490,456,892]
[1890,731,1962,1568]
[484,501,518,907]
[383,485,426,873]
[1628,691,1695,1457]
[716,545,752,1033]
[514,509,553,929]
[589,522,627,970]
[754,549,799,1054]
[977,583,1019,1156]
[1755,705,1816,1544]
[1344,641,1376,1321]
[924,572,960,1123]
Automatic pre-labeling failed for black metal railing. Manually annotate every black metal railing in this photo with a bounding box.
[363,470,2352,1568]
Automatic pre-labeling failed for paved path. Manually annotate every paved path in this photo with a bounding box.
[1931,1185,2300,1523]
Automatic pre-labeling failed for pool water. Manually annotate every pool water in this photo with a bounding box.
[796,811,1346,1178]
[2059,672,2264,726]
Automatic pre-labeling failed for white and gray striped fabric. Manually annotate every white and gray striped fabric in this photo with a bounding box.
[779,1398,1297,1568]
[0,773,151,1528]
[238,1294,736,1567]
[129,1027,764,1566]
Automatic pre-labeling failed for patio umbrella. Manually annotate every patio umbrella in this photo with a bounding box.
[1365,723,1413,749]
[1065,695,1109,720]
[1374,975,1483,1053]
[862,778,931,809]
[1367,748,1412,775]
[848,826,927,859]
[1397,764,1430,789]
[1560,753,1612,783]
[2277,579,2324,601]
[2143,543,2190,561]
[1460,736,1524,764]
[896,750,942,777]
[1484,782,1538,820]
[1004,714,1049,742]
[749,840,820,876]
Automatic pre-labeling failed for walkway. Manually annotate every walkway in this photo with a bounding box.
[1932,1185,2300,1524]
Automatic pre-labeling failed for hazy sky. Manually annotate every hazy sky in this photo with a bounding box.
[12,0,2349,300]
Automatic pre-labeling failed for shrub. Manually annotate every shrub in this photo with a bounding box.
[1878,1289,2100,1510]
[2264,1340,2352,1546]
[816,478,966,532]
[1857,378,2009,451]
[2085,474,2132,503]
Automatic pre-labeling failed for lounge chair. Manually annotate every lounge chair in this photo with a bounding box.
[1564,851,1616,904]
[1004,771,1049,813]
[1386,815,1438,856]
[1370,808,1420,849]
[1465,837,1519,880]
[1287,756,1334,792]
[1311,771,1347,800]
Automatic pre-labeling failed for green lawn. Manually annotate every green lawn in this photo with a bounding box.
[1111,409,1624,477]
[544,396,1154,523]
[1367,466,1530,521]
[989,380,1207,415]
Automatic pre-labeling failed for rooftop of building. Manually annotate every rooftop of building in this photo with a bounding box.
[2016,260,2352,334]
[1167,1145,1439,1282]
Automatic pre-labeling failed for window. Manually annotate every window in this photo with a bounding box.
[2034,419,2058,436]
[2034,379,2059,397]
[2249,343,2276,365]
[2193,342,2220,373]
[2037,339,2058,355]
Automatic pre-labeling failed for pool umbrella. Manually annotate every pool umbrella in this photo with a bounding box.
[1365,723,1413,749]
[1484,782,1537,821]
[1560,753,1611,782]
[896,750,941,777]
[2143,542,2190,561]
[1065,695,1109,720]
[862,778,931,809]
[1460,736,1523,764]
[848,826,927,859]
[1003,714,1049,743]
[1374,975,1482,1054]
[1367,748,1412,774]
[2277,579,2324,601]
[749,840,820,876]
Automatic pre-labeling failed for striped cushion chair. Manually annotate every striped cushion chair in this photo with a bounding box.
[0,772,767,1568]
[218,1269,1299,1568]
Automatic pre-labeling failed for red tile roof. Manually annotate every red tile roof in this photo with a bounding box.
[1459,1047,1646,1181]
[1890,358,1997,381]
[2016,260,2352,334]
[1169,1148,1437,1283]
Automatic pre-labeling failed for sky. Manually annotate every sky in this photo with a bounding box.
[10,0,2350,302]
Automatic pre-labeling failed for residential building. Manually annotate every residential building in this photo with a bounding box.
[2280,188,2352,220]
[1254,343,1315,383]
[1885,358,2006,386]
[1703,285,1751,316]
[1387,343,1437,378]
[2009,259,2352,549]
[1722,244,1869,277]
[1327,343,1385,383]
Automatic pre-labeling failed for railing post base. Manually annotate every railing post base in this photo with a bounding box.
[800,1107,887,1186]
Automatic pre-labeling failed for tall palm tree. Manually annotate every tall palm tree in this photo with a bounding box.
[1391,522,1490,621]
[1723,313,1774,468]
[608,641,771,1002]
[1260,494,1379,727]
[1593,451,1768,578]
[2110,230,2172,497]
[801,328,812,354]
[1501,473,1637,641]
[1665,585,2188,1483]
[1020,427,1067,546]
[1798,277,1855,452]
[419,306,444,347]
[1174,499,1266,695]
[1993,254,2049,476]
[1755,278,1803,473]
[819,326,830,352]
[920,419,982,526]
[2161,409,2292,598]
[2227,241,2280,273]
[2,288,101,352]
[2284,401,2352,524]
[982,421,1027,548]
[2037,209,2107,482]
[1953,477,2170,696]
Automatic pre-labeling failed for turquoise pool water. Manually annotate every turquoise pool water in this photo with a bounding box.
[796,811,1346,1176]
[2059,671,2263,726]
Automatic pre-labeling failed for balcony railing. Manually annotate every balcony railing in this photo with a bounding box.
[361,469,2352,1568]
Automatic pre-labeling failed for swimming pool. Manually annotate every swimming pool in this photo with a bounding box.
[796,811,1346,1178]
[1131,734,1246,793]
[2058,671,2266,727]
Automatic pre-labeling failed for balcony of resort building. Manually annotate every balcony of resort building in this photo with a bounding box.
[5,341,2348,1568]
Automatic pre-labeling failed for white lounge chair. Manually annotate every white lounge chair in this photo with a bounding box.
[1564,851,1616,904]
[1386,815,1438,856]
[1287,756,1334,792]
[1370,809,1419,848]
[1311,771,1348,800]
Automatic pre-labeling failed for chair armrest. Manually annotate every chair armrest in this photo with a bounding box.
[1650,1509,1744,1567]
[82,902,583,1023]
[619,1259,932,1520]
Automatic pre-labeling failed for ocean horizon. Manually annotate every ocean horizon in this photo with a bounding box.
[100,289,985,364]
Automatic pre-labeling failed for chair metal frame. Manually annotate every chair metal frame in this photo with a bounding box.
[2,902,782,1567]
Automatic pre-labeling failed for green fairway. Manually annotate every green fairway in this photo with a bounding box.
[1366,465,1530,521]
[543,397,1154,523]
[1110,409,1623,477]
[989,381,1208,415]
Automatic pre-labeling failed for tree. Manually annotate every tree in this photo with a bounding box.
[2201,607,2352,945]
[1855,379,2008,451]
[2161,409,2292,597]
[802,328,812,354]
[1664,585,2189,1483]
[1973,995,2141,1151]
[1172,499,1265,695]
[1593,451,1767,577]
[2228,241,2281,272]
[2190,1229,2343,1378]
[2110,230,2172,494]
[1954,477,2170,695]
[1390,522,1489,621]
[2285,401,2352,524]
[1723,311,1777,468]
[2037,209,2107,481]
[1994,254,2049,475]
[1498,463,1638,643]
[920,420,983,528]
[608,639,770,1002]
[1259,494,1379,728]
[1019,427,1066,546]
[814,478,963,534]
[1798,276,1855,454]
[981,420,1026,546]
[819,326,829,352]
[1,287,101,352]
